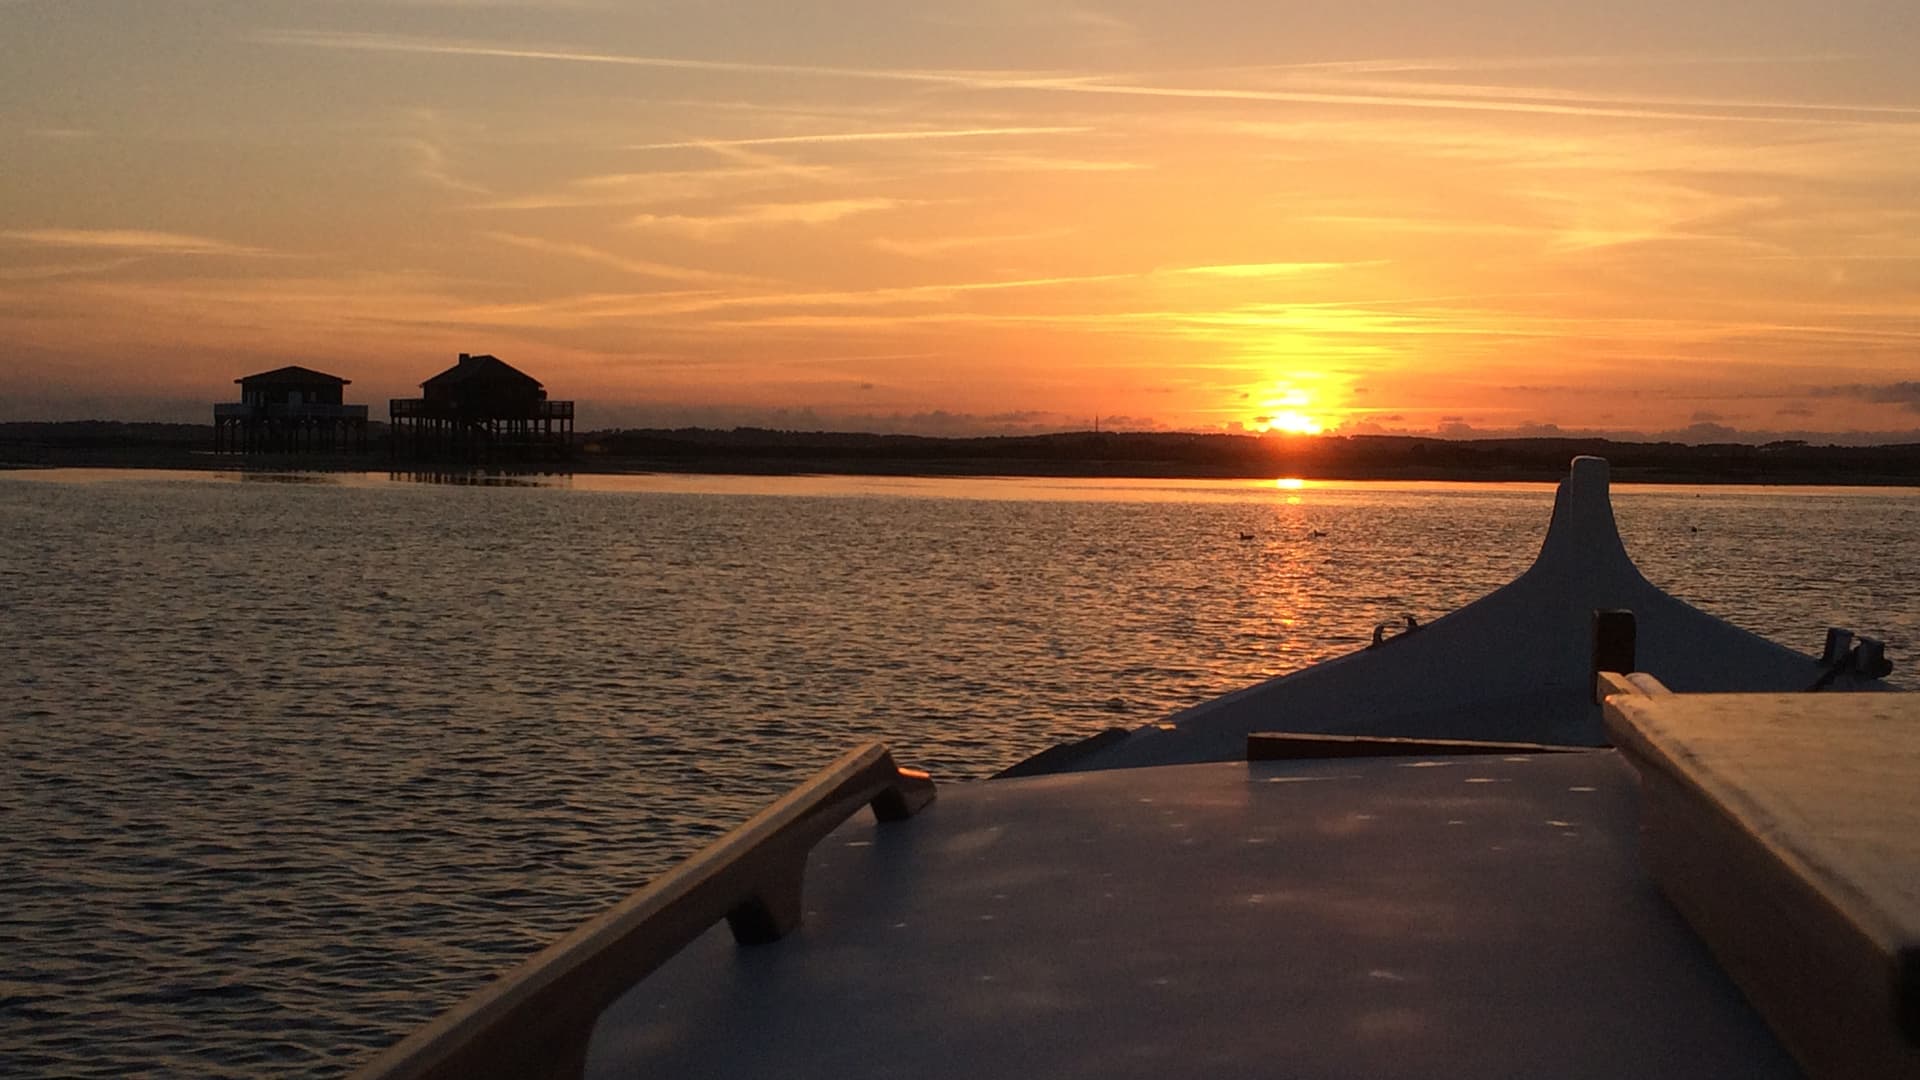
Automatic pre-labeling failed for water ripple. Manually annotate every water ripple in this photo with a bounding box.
[0,474,1914,1076]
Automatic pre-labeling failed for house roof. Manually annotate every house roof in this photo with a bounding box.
[421,353,543,390]
[235,365,351,386]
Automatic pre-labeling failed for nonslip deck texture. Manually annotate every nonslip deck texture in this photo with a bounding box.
[1606,693,1920,1080]
[589,752,1797,1079]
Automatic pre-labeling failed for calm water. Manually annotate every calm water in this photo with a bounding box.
[2,468,1915,1077]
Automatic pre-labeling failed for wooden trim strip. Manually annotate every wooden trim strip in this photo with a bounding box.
[351,742,936,1080]
[1594,670,1672,701]
[1246,731,1591,761]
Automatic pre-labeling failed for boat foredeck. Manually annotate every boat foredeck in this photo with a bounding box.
[586,751,1795,1079]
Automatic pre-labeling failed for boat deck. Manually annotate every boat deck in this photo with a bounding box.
[351,460,1910,1080]
[586,750,1796,1079]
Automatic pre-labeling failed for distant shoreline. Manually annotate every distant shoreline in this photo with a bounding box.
[6,420,1920,486]
[4,442,1919,487]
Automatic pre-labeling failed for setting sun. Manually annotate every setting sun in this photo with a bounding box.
[1251,382,1328,435]
[1261,412,1325,435]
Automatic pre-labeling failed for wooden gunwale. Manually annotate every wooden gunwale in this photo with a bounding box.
[351,741,935,1080]
[1604,681,1920,1079]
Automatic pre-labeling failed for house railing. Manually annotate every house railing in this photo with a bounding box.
[215,403,369,420]
[389,399,574,421]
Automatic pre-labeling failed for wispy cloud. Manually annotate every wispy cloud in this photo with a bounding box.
[482,232,766,284]
[432,260,1376,330]
[917,151,1148,174]
[437,270,1142,327]
[475,163,847,210]
[1041,79,1917,126]
[1279,52,1853,75]
[1173,261,1368,278]
[1813,382,1920,412]
[1274,73,1920,122]
[382,0,612,7]
[326,0,611,7]
[1302,214,1547,238]
[0,229,273,257]
[399,137,492,195]
[253,29,1088,90]
[629,126,1089,151]
[0,271,506,358]
[675,139,858,186]
[0,257,145,281]
[258,30,1920,127]
[871,228,1073,258]
[628,197,913,234]
[922,6,1141,49]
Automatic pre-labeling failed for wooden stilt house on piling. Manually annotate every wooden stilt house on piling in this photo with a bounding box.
[214,366,369,453]
[389,353,574,461]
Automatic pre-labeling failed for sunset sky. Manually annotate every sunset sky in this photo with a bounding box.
[3,1,1918,440]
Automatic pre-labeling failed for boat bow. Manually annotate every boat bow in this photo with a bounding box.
[1060,456,1889,770]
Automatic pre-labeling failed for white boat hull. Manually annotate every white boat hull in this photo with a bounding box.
[1060,457,1889,771]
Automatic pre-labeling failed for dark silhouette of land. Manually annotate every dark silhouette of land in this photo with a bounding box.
[5,421,1920,485]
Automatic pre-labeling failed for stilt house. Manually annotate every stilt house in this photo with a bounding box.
[389,353,574,460]
[214,366,369,453]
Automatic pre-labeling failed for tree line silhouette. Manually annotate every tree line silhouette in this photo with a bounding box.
[6,421,1920,483]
